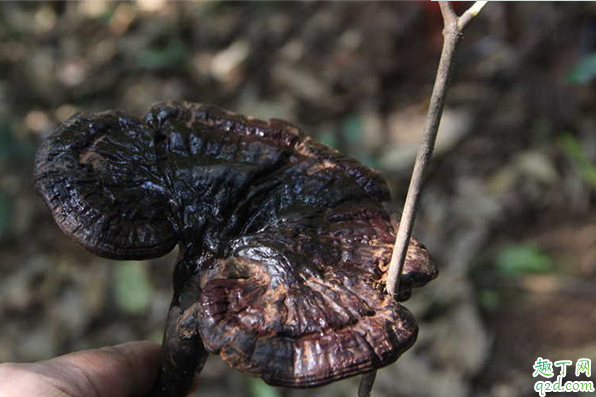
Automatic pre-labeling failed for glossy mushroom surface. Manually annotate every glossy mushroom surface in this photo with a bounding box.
[35,101,437,396]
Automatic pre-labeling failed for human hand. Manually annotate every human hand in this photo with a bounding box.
[0,341,161,397]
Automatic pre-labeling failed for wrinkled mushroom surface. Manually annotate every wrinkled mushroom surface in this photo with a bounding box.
[35,101,437,395]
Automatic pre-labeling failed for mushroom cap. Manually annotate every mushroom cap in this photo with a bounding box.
[35,101,437,387]
[35,111,177,259]
[196,202,429,386]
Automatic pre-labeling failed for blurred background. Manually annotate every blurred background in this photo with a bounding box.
[0,2,595,397]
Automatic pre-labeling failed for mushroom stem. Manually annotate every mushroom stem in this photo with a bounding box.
[149,265,208,397]
[358,371,377,397]
[149,303,208,397]
[359,2,486,397]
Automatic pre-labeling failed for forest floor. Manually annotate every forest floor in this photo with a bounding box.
[0,2,595,397]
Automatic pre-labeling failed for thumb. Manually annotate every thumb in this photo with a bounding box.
[0,341,161,397]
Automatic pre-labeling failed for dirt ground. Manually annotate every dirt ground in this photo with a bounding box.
[0,2,594,397]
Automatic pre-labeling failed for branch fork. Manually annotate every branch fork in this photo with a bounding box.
[358,2,487,396]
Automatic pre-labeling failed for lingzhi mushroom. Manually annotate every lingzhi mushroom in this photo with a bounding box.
[35,101,438,397]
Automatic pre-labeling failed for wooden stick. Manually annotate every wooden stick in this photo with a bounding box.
[358,3,487,397]
[386,0,486,297]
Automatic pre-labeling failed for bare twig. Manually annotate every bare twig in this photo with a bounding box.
[358,2,486,396]
[458,1,488,30]
[386,0,486,297]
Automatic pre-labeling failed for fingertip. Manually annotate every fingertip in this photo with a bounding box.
[50,341,162,397]
[99,341,162,395]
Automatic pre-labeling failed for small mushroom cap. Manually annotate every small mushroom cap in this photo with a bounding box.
[197,202,421,387]
[35,101,438,388]
[35,111,177,259]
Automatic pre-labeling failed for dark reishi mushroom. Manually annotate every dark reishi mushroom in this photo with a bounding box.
[35,101,438,397]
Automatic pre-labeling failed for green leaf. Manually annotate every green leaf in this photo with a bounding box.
[246,377,280,397]
[495,244,553,275]
[567,52,596,84]
[113,261,152,314]
[559,134,596,188]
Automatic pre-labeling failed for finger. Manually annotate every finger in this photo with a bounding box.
[2,341,161,397]
[49,341,161,397]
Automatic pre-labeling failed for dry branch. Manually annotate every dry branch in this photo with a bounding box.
[358,2,487,396]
